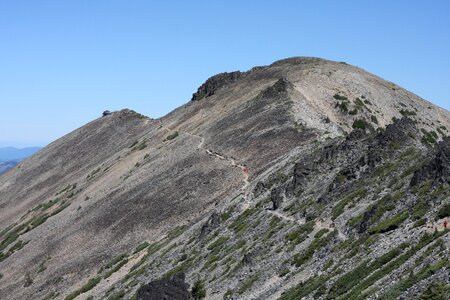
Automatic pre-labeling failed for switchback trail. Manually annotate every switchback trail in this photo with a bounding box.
[158,121,250,201]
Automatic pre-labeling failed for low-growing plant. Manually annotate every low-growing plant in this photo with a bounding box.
[333,94,348,101]
[352,119,368,130]
[369,211,408,234]
[238,273,260,294]
[166,132,179,141]
[192,278,207,299]
[65,277,102,300]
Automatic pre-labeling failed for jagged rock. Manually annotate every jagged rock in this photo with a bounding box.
[191,71,242,101]
[271,186,284,210]
[200,212,221,238]
[137,273,192,300]
[411,137,450,186]
[102,110,111,117]
[287,162,312,196]
[259,77,293,99]
[346,128,366,141]
[375,117,416,148]
[253,181,267,197]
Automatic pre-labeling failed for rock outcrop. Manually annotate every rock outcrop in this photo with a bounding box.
[137,273,192,300]
[411,137,450,186]
[191,71,242,101]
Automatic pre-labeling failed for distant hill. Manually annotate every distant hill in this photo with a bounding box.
[0,146,41,161]
[0,161,18,174]
[0,147,41,174]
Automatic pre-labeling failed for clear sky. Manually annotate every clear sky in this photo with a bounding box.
[1,1,449,147]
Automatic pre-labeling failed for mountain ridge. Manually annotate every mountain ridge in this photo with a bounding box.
[0,57,449,300]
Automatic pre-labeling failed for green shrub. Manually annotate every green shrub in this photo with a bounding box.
[412,202,431,220]
[335,102,348,113]
[314,228,328,239]
[105,254,127,269]
[369,211,408,234]
[65,277,102,300]
[104,258,128,279]
[192,278,206,298]
[399,109,416,116]
[278,267,290,277]
[128,141,139,148]
[352,119,368,130]
[421,129,437,145]
[133,242,150,254]
[166,132,179,141]
[333,94,348,100]
[437,203,450,219]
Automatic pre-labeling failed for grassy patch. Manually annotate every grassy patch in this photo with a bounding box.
[380,259,450,299]
[437,203,450,219]
[238,274,260,294]
[292,231,336,267]
[133,242,150,254]
[328,245,404,298]
[65,277,102,300]
[285,221,314,249]
[369,211,408,234]
[229,208,257,235]
[332,188,368,219]
[279,275,328,300]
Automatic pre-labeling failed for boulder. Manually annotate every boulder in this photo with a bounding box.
[253,181,267,198]
[271,186,284,210]
[137,273,192,300]
[199,212,221,238]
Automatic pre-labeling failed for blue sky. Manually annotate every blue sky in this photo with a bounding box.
[1,1,449,147]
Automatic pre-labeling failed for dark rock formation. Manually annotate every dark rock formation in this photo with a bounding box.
[199,212,221,238]
[191,71,242,101]
[137,273,192,300]
[253,181,267,197]
[375,117,416,148]
[411,137,450,186]
[270,186,285,210]
[259,77,293,99]
[102,110,111,117]
[286,162,312,196]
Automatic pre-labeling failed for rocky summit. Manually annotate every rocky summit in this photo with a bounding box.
[0,57,449,300]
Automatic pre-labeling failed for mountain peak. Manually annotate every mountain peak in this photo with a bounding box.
[1,57,449,300]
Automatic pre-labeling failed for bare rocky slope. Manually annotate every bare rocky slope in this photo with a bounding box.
[0,57,449,300]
